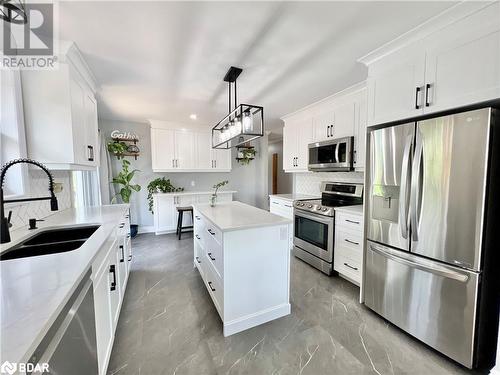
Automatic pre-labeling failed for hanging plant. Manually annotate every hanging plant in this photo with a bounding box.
[237,148,256,165]
[147,177,184,213]
[107,141,128,159]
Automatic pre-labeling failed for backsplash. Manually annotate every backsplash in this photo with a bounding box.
[294,172,364,196]
[6,170,73,230]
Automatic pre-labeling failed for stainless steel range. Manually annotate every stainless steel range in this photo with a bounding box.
[293,182,363,275]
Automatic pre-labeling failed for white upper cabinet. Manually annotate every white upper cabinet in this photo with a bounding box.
[331,100,356,139]
[353,90,367,170]
[282,117,313,172]
[313,110,335,142]
[150,122,232,172]
[360,2,500,126]
[21,42,99,170]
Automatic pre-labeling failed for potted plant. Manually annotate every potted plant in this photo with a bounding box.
[111,159,141,237]
[237,148,256,165]
[146,177,184,213]
[107,141,128,159]
[211,180,229,207]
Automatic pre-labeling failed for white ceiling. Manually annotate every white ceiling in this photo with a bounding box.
[58,1,455,130]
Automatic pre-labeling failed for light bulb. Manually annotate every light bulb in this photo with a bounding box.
[234,116,242,136]
[224,124,230,140]
[243,111,253,133]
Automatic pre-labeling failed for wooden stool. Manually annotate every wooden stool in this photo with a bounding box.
[176,206,194,240]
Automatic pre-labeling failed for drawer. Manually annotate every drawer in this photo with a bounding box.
[336,211,363,232]
[194,239,204,277]
[205,220,223,245]
[334,229,362,261]
[203,257,223,315]
[270,204,293,219]
[205,234,223,279]
[334,254,361,284]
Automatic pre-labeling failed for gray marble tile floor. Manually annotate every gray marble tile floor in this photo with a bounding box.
[107,233,482,375]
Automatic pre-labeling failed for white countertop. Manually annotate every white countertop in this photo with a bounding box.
[153,190,236,196]
[0,205,129,365]
[334,205,363,215]
[269,194,319,202]
[193,201,292,232]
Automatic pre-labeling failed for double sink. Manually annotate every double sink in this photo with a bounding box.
[0,225,100,261]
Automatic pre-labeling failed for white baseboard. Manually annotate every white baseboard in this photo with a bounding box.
[138,225,155,234]
[223,303,291,337]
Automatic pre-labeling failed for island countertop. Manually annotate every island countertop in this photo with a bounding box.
[193,201,292,232]
[0,205,129,365]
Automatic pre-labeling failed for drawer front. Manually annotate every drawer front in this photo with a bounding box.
[334,253,361,283]
[203,256,223,315]
[336,212,363,232]
[270,203,293,219]
[194,239,204,276]
[205,234,223,279]
[334,229,362,262]
[205,220,223,245]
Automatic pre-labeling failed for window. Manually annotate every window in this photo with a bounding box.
[72,170,101,208]
[0,68,29,198]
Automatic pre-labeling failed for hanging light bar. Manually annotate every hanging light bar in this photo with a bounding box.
[0,0,28,24]
[212,66,264,149]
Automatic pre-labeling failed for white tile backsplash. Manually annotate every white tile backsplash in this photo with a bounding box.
[294,172,364,196]
[6,170,72,230]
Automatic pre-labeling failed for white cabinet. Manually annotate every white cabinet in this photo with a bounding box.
[153,192,234,234]
[361,2,500,125]
[283,117,313,172]
[334,210,364,285]
[269,196,294,250]
[151,125,232,172]
[313,110,335,142]
[353,89,367,170]
[21,42,98,170]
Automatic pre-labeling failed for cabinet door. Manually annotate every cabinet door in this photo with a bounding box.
[69,75,86,165]
[93,262,113,375]
[196,132,213,170]
[174,130,195,170]
[353,93,367,170]
[424,4,500,113]
[332,101,355,139]
[154,195,177,232]
[84,93,99,166]
[151,128,175,170]
[367,49,425,125]
[282,124,296,171]
[296,118,313,170]
[313,110,334,142]
[213,149,232,171]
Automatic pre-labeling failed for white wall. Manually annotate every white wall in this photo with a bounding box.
[99,119,269,230]
[268,140,293,195]
[294,171,364,196]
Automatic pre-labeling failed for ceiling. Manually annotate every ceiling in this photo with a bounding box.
[58,1,455,130]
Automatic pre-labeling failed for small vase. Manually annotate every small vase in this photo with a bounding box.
[210,194,217,207]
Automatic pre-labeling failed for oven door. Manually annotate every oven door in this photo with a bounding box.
[294,210,334,262]
[308,137,353,171]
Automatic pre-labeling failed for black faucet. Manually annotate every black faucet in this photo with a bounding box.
[1,158,58,244]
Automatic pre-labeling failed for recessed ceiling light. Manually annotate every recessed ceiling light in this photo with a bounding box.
[190,114,197,120]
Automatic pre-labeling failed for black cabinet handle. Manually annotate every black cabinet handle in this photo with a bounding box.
[345,239,359,246]
[128,254,132,262]
[119,223,125,228]
[208,281,216,292]
[196,256,201,264]
[345,219,360,224]
[207,229,215,236]
[195,216,200,220]
[87,145,94,161]
[119,245,124,262]
[208,252,215,261]
[415,86,421,109]
[344,263,358,271]
[425,83,431,107]
[195,234,201,239]
[110,265,116,291]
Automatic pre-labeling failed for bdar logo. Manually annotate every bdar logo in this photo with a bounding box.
[0,361,17,375]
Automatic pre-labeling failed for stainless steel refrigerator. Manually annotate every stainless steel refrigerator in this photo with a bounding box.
[364,107,500,369]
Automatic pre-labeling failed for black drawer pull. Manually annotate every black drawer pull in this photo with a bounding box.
[119,223,125,228]
[208,252,215,261]
[110,265,116,291]
[196,256,201,264]
[207,229,215,236]
[195,216,201,220]
[119,245,124,262]
[345,219,360,225]
[345,239,359,246]
[128,255,132,262]
[344,263,358,271]
[195,234,201,239]
[208,281,216,291]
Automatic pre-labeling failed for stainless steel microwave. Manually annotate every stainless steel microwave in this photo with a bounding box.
[308,136,354,171]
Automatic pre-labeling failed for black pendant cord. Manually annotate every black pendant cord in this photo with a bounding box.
[228,82,232,115]
[234,81,237,111]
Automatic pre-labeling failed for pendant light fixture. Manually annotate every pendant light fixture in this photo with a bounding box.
[212,66,264,149]
[0,0,28,24]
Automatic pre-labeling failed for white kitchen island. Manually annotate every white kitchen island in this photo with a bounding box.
[193,201,292,336]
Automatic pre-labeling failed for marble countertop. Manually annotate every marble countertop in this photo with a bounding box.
[0,205,129,365]
[334,205,363,215]
[193,201,292,232]
[269,194,319,202]
[153,190,236,196]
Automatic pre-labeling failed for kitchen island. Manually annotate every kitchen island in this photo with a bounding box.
[193,201,292,336]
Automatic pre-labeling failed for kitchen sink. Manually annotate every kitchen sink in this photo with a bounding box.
[0,225,100,261]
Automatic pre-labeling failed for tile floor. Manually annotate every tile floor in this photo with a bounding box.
[107,233,480,375]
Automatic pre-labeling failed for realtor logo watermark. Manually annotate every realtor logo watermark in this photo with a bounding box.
[0,360,49,374]
[2,1,58,69]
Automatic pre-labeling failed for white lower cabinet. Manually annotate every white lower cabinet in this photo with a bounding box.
[153,192,234,234]
[92,210,132,375]
[334,210,363,285]
[269,196,294,250]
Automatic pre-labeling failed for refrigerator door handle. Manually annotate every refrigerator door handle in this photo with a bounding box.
[369,243,469,282]
[399,134,413,239]
[410,130,423,242]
